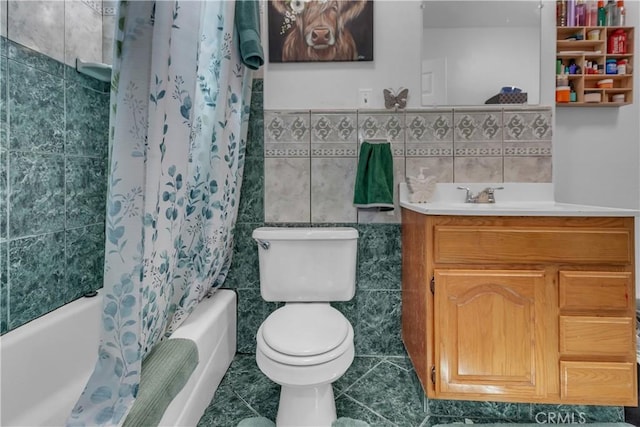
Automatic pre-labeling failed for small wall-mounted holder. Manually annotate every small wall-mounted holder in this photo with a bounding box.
[383,87,408,111]
[76,58,112,82]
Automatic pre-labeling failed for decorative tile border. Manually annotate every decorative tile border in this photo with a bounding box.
[264,111,310,158]
[310,112,357,158]
[263,106,553,223]
[81,0,103,15]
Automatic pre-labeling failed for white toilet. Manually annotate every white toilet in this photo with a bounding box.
[252,227,358,427]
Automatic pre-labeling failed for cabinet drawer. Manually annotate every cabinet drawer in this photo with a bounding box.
[561,361,637,405]
[559,271,633,312]
[559,316,634,357]
[434,226,632,264]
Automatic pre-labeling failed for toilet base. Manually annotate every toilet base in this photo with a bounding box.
[276,383,336,427]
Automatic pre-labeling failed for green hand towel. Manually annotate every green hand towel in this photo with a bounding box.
[235,0,265,70]
[353,141,394,210]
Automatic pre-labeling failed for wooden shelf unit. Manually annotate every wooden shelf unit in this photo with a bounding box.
[556,26,634,106]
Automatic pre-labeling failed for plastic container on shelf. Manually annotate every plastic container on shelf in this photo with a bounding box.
[597,78,614,88]
[585,92,602,102]
[588,29,601,40]
[606,59,618,74]
[556,86,571,103]
[612,93,626,103]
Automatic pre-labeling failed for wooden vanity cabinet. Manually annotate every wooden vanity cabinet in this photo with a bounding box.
[401,210,637,406]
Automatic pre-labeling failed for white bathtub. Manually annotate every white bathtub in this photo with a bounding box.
[0,289,237,426]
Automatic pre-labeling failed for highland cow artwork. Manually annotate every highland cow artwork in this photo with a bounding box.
[268,0,374,63]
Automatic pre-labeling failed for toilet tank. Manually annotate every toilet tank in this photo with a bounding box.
[252,227,358,302]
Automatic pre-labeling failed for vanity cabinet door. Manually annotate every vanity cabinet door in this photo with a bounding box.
[434,269,554,401]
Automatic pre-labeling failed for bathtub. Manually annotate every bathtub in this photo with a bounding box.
[0,289,237,426]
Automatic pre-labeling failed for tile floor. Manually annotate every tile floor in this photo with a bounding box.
[196,354,627,427]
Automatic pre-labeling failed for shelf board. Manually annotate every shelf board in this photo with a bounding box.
[556,102,631,107]
[557,40,604,50]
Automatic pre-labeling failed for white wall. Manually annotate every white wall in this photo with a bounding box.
[552,0,640,211]
[264,1,423,110]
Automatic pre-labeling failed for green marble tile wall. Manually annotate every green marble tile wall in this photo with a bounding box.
[0,38,108,334]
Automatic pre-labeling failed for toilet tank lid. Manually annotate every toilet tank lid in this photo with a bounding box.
[252,227,358,240]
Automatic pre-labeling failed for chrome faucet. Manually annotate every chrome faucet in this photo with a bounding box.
[457,186,504,203]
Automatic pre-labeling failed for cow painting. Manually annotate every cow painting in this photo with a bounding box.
[268,0,373,63]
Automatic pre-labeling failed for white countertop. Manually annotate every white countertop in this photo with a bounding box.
[399,183,639,217]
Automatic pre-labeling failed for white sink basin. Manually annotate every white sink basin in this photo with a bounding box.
[399,183,639,217]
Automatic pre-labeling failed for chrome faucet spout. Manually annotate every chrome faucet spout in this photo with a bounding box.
[457,186,504,203]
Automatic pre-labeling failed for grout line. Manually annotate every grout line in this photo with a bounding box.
[340,393,399,427]
[231,389,263,418]
[335,356,386,398]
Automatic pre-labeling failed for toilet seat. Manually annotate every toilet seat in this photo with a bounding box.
[258,304,353,367]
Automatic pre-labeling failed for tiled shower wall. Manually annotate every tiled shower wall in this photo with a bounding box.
[263,106,553,224]
[2,0,117,68]
[0,38,109,334]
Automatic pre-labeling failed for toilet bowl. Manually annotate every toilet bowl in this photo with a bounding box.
[256,304,354,426]
[252,227,359,427]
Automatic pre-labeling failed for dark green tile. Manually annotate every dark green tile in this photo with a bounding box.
[9,152,65,237]
[335,394,396,426]
[8,232,65,330]
[65,156,107,228]
[252,78,263,93]
[65,224,105,301]
[0,147,6,239]
[356,224,401,290]
[8,60,64,154]
[1,55,7,151]
[65,83,109,157]
[198,376,259,427]
[224,354,279,421]
[335,356,384,394]
[0,37,7,58]
[246,86,264,159]
[236,288,269,354]
[428,398,528,421]
[354,290,404,356]
[342,360,427,426]
[237,157,263,223]
[8,41,64,77]
[0,240,7,334]
[225,222,261,289]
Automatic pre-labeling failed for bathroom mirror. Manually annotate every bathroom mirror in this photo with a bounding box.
[421,0,542,106]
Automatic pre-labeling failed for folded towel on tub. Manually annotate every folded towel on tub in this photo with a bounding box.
[122,338,198,427]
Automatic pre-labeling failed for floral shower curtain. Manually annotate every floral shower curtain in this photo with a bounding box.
[67,1,256,425]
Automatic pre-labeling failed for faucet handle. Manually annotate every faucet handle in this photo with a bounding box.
[483,186,504,203]
[484,186,504,193]
[457,186,473,202]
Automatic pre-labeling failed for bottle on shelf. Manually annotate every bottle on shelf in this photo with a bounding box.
[585,0,597,26]
[615,0,625,26]
[597,0,606,25]
[605,0,617,26]
[576,0,586,25]
[558,0,567,26]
